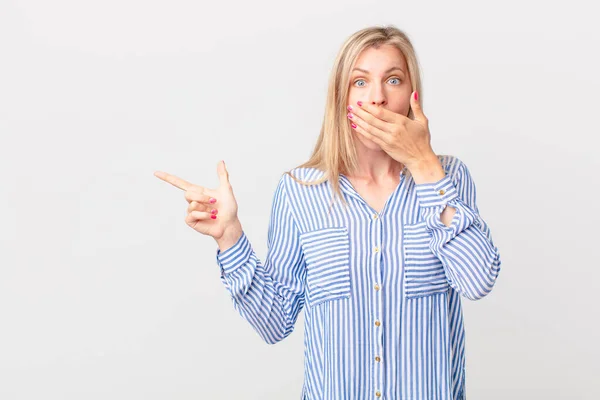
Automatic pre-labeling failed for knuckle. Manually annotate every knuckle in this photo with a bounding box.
[185,190,197,203]
[187,201,197,212]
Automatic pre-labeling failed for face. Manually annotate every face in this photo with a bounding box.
[347,44,413,150]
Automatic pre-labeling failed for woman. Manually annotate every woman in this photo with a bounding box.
[155,25,501,400]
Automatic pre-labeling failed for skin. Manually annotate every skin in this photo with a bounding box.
[154,161,243,250]
[345,44,457,222]
[344,44,413,212]
[346,43,413,184]
[154,44,456,252]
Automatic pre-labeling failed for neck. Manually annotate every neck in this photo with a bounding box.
[350,146,404,185]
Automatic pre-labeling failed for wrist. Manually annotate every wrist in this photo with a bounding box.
[407,154,445,185]
[216,219,243,251]
[406,153,439,172]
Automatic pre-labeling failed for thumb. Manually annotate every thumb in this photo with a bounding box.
[410,90,426,123]
[217,160,230,186]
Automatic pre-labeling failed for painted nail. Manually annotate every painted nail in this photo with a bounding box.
[209,198,216,203]
[347,112,353,119]
[347,105,353,111]
[351,123,357,128]
[414,91,418,101]
[211,214,217,219]
[357,101,363,106]
[210,209,217,214]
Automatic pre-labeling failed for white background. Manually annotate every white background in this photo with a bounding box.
[1,0,598,399]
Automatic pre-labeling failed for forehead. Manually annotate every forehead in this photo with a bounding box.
[354,44,407,71]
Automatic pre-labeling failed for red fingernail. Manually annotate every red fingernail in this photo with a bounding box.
[414,91,418,101]
[211,215,217,219]
[351,123,357,128]
[211,209,217,214]
[347,112,353,119]
[357,101,363,106]
[347,105,353,111]
[209,198,216,203]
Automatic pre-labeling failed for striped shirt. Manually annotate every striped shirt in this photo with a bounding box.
[215,154,502,399]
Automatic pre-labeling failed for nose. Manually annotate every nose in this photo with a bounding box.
[369,84,387,106]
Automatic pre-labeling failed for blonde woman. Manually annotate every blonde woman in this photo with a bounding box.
[155,25,501,400]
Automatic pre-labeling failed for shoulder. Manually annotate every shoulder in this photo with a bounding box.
[280,167,328,189]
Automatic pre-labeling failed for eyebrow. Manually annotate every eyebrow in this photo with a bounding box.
[352,66,405,74]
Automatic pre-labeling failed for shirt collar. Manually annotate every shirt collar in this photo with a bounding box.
[337,166,411,206]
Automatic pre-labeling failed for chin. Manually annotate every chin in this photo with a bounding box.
[355,133,384,151]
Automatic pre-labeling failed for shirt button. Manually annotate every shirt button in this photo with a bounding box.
[374,246,379,253]
[376,391,382,397]
[438,189,446,195]
[375,356,381,362]
[375,320,381,327]
[374,283,380,291]
[373,213,378,219]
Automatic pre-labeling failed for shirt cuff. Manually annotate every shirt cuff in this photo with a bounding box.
[414,174,459,208]
[216,231,252,275]
[414,174,480,236]
[415,174,466,233]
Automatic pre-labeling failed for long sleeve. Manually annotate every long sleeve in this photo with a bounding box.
[215,175,306,344]
[413,158,502,300]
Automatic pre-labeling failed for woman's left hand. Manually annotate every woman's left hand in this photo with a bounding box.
[347,91,437,169]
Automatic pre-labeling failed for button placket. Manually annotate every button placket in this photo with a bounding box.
[372,211,384,397]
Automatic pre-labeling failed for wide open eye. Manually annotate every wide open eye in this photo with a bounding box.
[353,77,402,87]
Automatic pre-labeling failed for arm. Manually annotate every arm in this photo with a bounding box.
[215,175,306,344]
[413,157,502,300]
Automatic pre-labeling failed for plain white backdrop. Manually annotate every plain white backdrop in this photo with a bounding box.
[1,0,598,399]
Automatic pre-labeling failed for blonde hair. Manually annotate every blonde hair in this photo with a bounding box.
[284,24,423,210]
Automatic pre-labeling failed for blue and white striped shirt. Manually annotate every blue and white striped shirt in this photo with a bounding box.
[215,154,501,399]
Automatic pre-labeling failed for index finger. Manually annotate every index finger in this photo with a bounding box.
[356,102,401,124]
[154,171,192,191]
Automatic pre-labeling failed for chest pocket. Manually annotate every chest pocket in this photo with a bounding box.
[403,220,450,299]
[299,226,351,307]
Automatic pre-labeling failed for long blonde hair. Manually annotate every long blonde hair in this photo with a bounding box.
[284,25,423,210]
